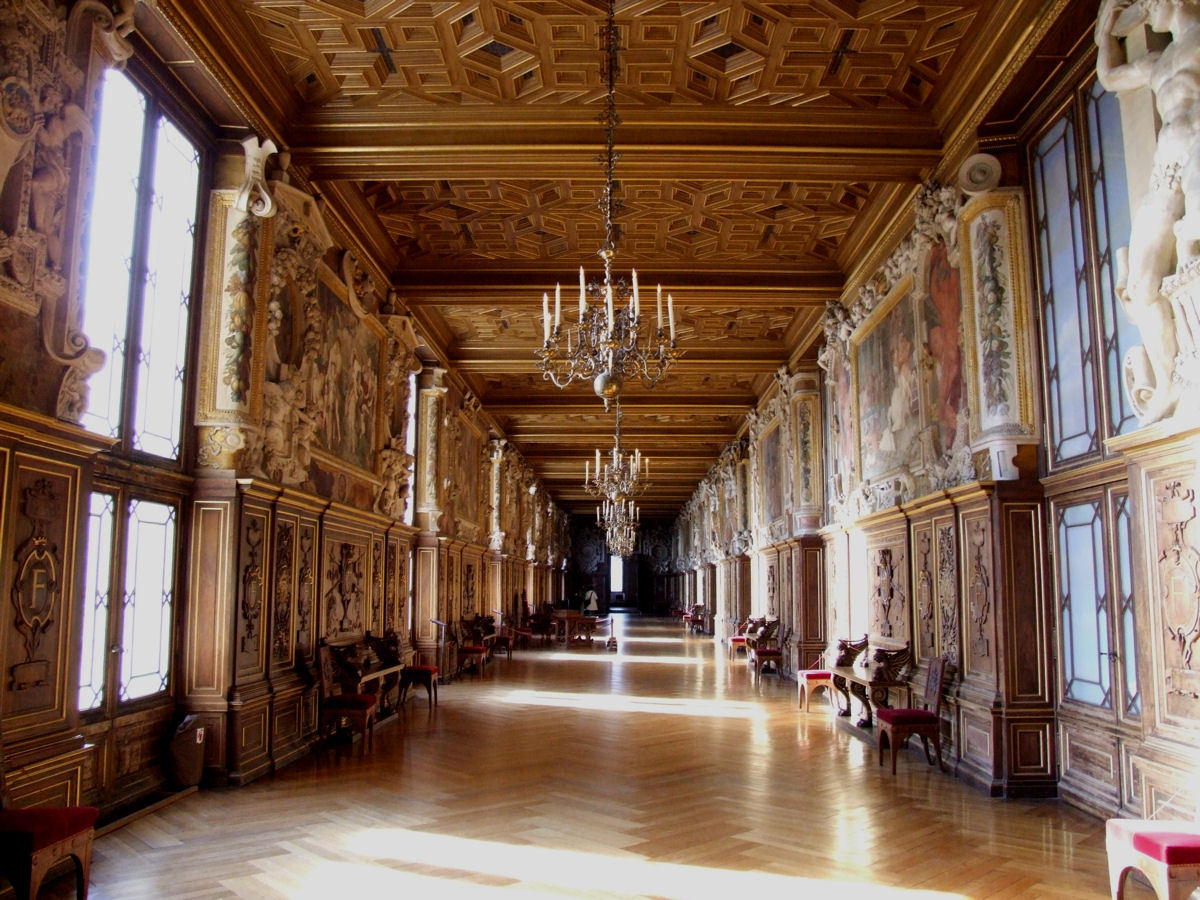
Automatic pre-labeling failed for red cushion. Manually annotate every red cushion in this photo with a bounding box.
[460,645,487,654]
[0,806,99,850]
[1132,831,1200,865]
[729,636,747,644]
[877,708,937,726]
[404,665,438,674]
[801,670,831,679]
[328,693,376,709]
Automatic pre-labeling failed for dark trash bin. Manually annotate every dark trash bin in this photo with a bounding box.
[167,714,206,789]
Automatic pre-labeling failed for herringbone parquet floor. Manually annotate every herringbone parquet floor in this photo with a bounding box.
[63,615,1145,899]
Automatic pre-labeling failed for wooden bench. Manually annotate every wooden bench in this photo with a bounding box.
[830,638,912,728]
[327,635,407,717]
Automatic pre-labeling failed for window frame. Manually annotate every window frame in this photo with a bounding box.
[80,56,214,471]
[1047,484,1141,726]
[1026,70,1138,475]
[80,481,185,720]
[75,53,214,721]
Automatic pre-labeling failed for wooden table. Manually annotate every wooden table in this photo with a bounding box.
[552,609,582,644]
[354,660,405,715]
[830,666,911,728]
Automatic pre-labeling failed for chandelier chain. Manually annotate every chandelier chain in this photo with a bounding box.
[533,0,682,410]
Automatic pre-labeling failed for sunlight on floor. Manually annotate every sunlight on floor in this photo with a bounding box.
[615,635,687,645]
[525,652,705,666]
[501,689,771,720]
[284,828,970,900]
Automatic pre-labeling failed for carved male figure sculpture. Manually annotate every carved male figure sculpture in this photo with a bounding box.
[1096,0,1200,422]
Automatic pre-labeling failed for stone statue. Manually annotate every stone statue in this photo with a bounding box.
[1096,0,1200,422]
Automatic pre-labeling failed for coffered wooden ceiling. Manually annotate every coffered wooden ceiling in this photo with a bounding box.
[144,0,1067,519]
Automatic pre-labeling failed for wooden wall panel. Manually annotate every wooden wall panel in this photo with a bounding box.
[3,743,90,807]
[234,498,271,678]
[296,516,318,657]
[797,540,825,668]
[320,514,372,642]
[270,510,299,668]
[1060,721,1120,810]
[863,519,909,645]
[912,520,936,661]
[1004,504,1049,703]
[2,451,86,739]
[960,509,998,689]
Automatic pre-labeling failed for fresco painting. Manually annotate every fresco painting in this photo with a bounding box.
[315,282,378,470]
[857,291,919,480]
[923,241,965,455]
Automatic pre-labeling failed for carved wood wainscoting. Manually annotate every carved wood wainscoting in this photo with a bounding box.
[0,410,111,809]
[788,537,825,670]
[183,477,417,785]
[908,492,962,768]
[835,479,1054,798]
[951,480,1055,798]
[1111,422,1200,821]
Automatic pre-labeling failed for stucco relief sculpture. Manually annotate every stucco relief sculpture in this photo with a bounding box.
[234,135,277,218]
[374,437,413,521]
[0,0,134,422]
[1157,481,1199,675]
[1097,0,1200,423]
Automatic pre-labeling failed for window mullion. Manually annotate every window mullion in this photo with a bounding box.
[1074,90,1119,450]
[105,488,131,716]
[119,97,161,455]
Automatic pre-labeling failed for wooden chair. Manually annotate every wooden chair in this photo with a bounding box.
[751,626,790,677]
[491,609,520,660]
[876,655,947,775]
[1106,818,1200,900]
[0,718,99,899]
[454,619,489,678]
[317,644,377,756]
[398,663,439,709]
[744,618,778,658]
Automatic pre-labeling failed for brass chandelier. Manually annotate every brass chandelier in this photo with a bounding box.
[598,496,639,558]
[535,0,681,411]
[584,401,646,504]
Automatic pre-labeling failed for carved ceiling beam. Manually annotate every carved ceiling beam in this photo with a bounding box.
[152,0,299,142]
[449,354,783,375]
[292,144,943,182]
[485,399,751,416]
[395,279,840,304]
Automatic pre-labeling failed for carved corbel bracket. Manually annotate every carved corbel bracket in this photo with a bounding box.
[234,136,278,218]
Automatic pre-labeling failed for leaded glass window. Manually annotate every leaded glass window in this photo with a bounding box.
[79,493,115,712]
[1029,74,1135,469]
[80,67,200,460]
[120,499,177,701]
[1056,500,1111,707]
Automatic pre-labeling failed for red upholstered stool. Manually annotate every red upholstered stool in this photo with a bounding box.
[0,805,99,900]
[797,669,834,712]
[399,664,439,708]
[1106,818,1200,900]
[727,634,748,661]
